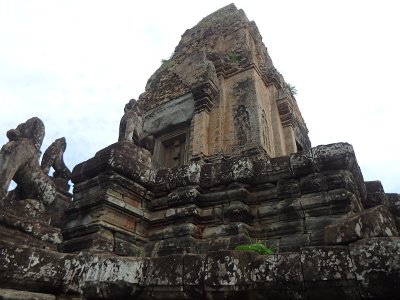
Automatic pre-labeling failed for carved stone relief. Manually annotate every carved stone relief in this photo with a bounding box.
[234,105,251,146]
[261,109,272,153]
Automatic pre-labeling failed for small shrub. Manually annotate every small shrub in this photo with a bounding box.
[287,83,298,95]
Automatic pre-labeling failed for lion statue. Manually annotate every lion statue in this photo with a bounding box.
[118,99,154,152]
[0,117,56,205]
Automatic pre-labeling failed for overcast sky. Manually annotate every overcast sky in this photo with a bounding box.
[0,0,399,192]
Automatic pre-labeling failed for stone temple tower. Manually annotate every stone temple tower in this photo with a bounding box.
[59,2,399,258]
[135,3,310,168]
[59,4,317,257]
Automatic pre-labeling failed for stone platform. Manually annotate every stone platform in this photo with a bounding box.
[1,237,399,299]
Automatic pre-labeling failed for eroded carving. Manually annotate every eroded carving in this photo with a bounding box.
[261,109,272,153]
[41,137,71,180]
[6,116,45,152]
[234,105,251,146]
[119,99,154,152]
[0,117,56,204]
[119,99,142,145]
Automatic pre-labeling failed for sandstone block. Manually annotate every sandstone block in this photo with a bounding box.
[277,179,300,199]
[202,223,251,239]
[305,215,346,245]
[278,233,311,252]
[71,141,152,186]
[0,241,65,294]
[148,223,201,241]
[258,197,303,224]
[204,250,258,287]
[299,173,328,195]
[301,189,360,218]
[143,93,194,135]
[387,193,400,231]
[266,156,293,182]
[300,170,359,195]
[251,159,270,185]
[312,143,355,172]
[350,237,400,299]
[146,236,199,257]
[174,162,201,187]
[144,255,183,286]
[325,205,398,245]
[272,252,305,298]
[363,180,387,208]
[0,209,62,249]
[256,183,278,202]
[114,232,144,256]
[199,161,224,188]
[312,143,367,201]
[167,187,200,208]
[301,246,358,299]
[182,254,206,299]
[290,149,314,177]
[230,157,254,183]
[223,201,252,222]
[250,253,305,299]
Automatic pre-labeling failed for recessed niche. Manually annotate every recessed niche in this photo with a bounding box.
[153,126,190,168]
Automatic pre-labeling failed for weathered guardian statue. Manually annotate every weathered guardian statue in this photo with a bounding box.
[0,117,56,205]
[41,137,71,180]
[118,99,154,151]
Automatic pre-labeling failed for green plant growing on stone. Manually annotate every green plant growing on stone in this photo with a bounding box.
[161,58,175,69]
[235,233,276,255]
[235,243,275,255]
[228,51,239,64]
[287,83,298,95]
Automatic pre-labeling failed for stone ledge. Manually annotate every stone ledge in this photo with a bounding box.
[0,210,62,249]
[0,288,56,300]
[71,141,152,187]
[2,239,399,299]
[70,142,365,197]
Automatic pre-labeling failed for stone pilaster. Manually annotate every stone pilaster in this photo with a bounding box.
[191,80,219,157]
